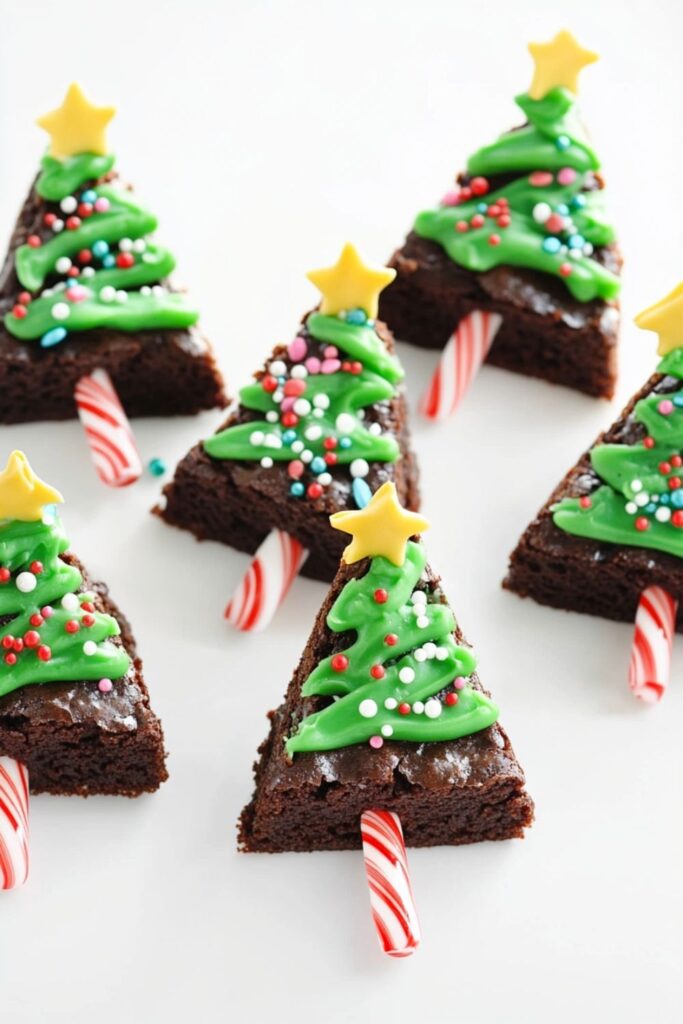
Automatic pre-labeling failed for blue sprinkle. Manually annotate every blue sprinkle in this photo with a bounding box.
[555,134,571,151]
[92,240,109,258]
[570,194,586,211]
[568,234,586,249]
[346,308,368,326]
[339,437,352,450]
[673,395,683,408]
[671,490,683,509]
[476,202,488,214]
[102,254,116,268]
[661,493,671,505]
[645,503,657,514]
[282,429,297,445]
[40,327,67,348]
[80,189,97,204]
[311,456,326,474]
[277,376,286,384]
[147,457,167,478]
[542,237,562,254]
[352,478,372,509]
[557,203,570,216]
[290,482,305,498]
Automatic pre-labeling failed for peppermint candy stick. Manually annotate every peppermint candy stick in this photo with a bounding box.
[225,529,309,632]
[629,586,678,703]
[420,310,503,421]
[0,757,30,891]
[361,809,420,958]
[75,369,143,488]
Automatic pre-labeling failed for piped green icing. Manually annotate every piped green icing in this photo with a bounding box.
[414,87,619,303]
[4,153,199,345]
[0,514,130,699]
[204,313,402,472]
[286,541,498,753]
[553,362,683,558]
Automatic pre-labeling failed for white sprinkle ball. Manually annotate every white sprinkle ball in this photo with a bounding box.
[381,725,394,737]
[318,473,332,486]
[417,615,429,629]
[51,302,70,321]
[424,699,442,719]
[260,457,274,468]
[368,423,382,436]
[100,286,116,303]
[336,413,356,434]
[532,202,552,224]
[61,593,80,611]
[631,479,643,493]
[119,238,134,252]
[83,641,97,656]
[52,218,64,233]
[265,411,279,423]
[359,699,378,719]
[398,667,415,684]
[304,425,322,441]
[115,290,128,303]
[16,572,37,593]
[272,389,284,404]
[424,642,437,659]
[414,648,427,663]
[313,394,330,410]
[350,459,369,479]
[435,647,449,661]
[412,701,425,714]
[269,360,286,376]
[624,502,637,515]
[635,492,649,507]
[140,285,152,296]
[291,365,308,379]
[250,430,265,446]
[300,449,313,464]
[55,256,72,274]
[132,239,147,254]
[656,507,672,523]
[412,591,427,605]
[60,195,77,214]
[291,441,304,454]
[293,399,312,416]
[384,698,398,710]
[81,267,95,279]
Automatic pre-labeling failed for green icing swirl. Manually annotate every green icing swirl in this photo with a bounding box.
[286,541,498,753]
[553,363,683,557]
[0,514,130,698]
[414,87,619,303]
[204,314,403,469]
[4,153,199,344]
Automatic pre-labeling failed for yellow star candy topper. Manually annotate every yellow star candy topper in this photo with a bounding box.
[37,82,116,160]
[0,451,63,523]
[635,282,683,357]
[528,29,599,101]
[330,482,430,567]
[307,243,396,321]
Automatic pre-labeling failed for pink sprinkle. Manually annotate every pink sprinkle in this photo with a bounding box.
[94,197,110,213]
[321,358,341,374]
[658,400,674,415]
[288,336,307,362]
[369,736,384,749]
[41,605,54,618]
[323,346,338,358]
[288,460,304,480]
[453,676,467,690]
[557,167,577,186]
[441,190,461,206]
[280,397,296,412]
[529,171,553,187]
[305,357,321,374]
[65,285,88,303]
[98,678,113,693]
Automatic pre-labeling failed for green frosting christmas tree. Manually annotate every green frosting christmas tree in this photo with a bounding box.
[286,482,498,754]
[414,30,619,303]
[554,280,683,557]
[204,244,404,506]
[4,83,197,349]
[0,451,129,698]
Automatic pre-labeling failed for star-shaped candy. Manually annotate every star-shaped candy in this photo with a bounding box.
[307,243,396,320]
[0,451,63,523]
[330,482,430,567]
[636,281,683,356]
[528,30,598,101]
[37,83,116,160]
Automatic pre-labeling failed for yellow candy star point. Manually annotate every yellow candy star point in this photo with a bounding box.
[528,30,598,101]
[330,482,430,567]
[37,82,116,160]
[306,243,396,320]
[0,451,63,523]
[635,282,683,356]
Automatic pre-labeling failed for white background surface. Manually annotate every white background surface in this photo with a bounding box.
[1,1,682,1021]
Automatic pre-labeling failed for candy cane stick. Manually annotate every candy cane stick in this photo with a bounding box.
[225,529,309,631]
[74,369,143,488]
[629,586,678,703]
[420,310,503,421]
[0,757,30,891]
[360,809,420,958]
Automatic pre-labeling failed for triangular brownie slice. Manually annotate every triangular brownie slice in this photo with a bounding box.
[505,287,683,626]
[240,483,533,851]
[157,245,419,582]
[0,84,225,423]
[379,31,621,398]
[0,451,167,795]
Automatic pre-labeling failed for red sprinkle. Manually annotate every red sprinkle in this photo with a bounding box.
[668,476,681,490]
[635,517,649,532]
[1,636,14,649]
[331,654,349,672]
[370,665,385,680]
[307,483,323,499]
[0,568,9,584]
[384,634,398,646]
[78,202,93,218]
[66,216,81,231]
[373,589,388,604]
[82,614,96,627]
[673,511,683,528]
[283,379,306,397]
[659,462,672,475]
[11,305,27,319]
[579,496,592,509]
[455,220,469,233]
[643,437,655,449]
[37,645,51,662]
[323,437,337,450]
[497,214,511,228]
[27,235,41,248]
[281,412,298,428]
[17,292,31,306]
[324,452,337,466]
[23,631,40,648]
[43,213,56,227]
[546,213,565,233]
[80,601,95,612]
[30,561,43,575]
[470,176,489,196]
[559,263,572,277]
[116,252,134,268]
[261,374,278,393]
[445,692,459,706]
[65,620,80,634]
[672,455,683,468]
[487,204,501,218]
[350,361,363,375]
[12,638,24,653]
[398,703,411,716]
[488,234,501,246]
[529,171,553,187]
[30,613,43,627]
[4,653,16,666]
[470,214,485,228]
[78,249,92,264]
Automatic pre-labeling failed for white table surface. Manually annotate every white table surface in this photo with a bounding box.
[1,1,682,1021]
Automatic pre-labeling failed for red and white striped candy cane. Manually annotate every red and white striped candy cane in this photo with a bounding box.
[420,310,503,421]
[360,809,420,958]
[225,529,308,632]
[0,757,29,891]
[75,369,142,488]
[629,586,678,703]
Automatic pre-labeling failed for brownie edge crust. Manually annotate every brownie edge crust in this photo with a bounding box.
[239,560,534,853]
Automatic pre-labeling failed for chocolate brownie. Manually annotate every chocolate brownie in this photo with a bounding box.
[156,316,420,583]
[240,557,534,852]
[0,554,167,796]
[504,372,683,630]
